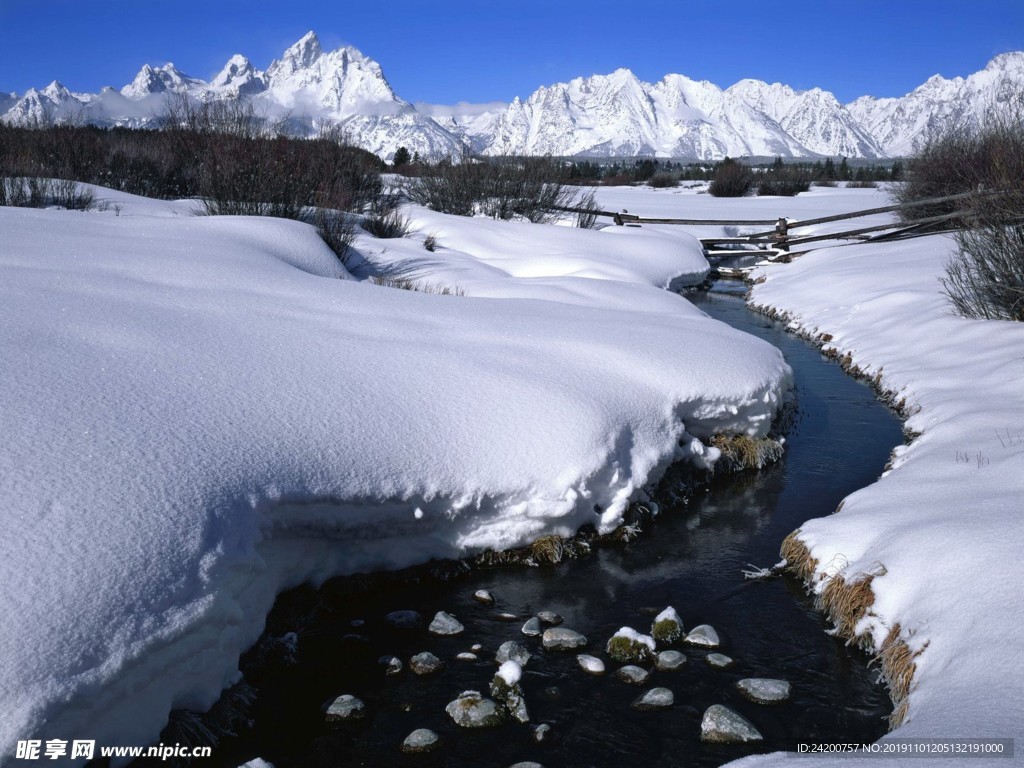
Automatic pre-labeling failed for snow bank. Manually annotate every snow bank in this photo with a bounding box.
[0,192,790,757]
[740,234,1024,765]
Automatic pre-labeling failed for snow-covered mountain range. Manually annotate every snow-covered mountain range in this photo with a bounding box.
[3,32,1022,162]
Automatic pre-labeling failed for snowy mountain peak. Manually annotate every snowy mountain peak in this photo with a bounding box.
[268,31,323,78]
[211,54,266,96]
[987,51,1024,73]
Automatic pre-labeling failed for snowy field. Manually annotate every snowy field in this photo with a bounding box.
[0,187,792,759]
[4,181,1018,765]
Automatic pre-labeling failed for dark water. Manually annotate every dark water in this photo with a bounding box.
[209,288,906,768]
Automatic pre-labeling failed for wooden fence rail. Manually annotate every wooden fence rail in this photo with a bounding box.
[548,189,1006,254]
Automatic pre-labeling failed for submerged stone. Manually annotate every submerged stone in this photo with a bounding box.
[401,728,440,753]
[655,650,687,671]
[429,611,465,636]
[456,652,478,661]
[576,654,606,675]
[737,678,791,703]
[495,612,520,622]
[701,704,763,742]
[521,617,543,636]
[631,687,674,710]
[508,763,544,768]
[533,723,552,743]
[706,653,734,669]
[536,611,563,626]
[616,665,651,685]
[685,624,720,648]
[409,651,444,675]
[385,610,422,629]
[324,694,365,722]
[471,643,483,653]
[496,640,531,667]
[651,607,684,645]
[542,628,587,650]
[378,655,403,675]
[446,690,504,728]
[606,627,656,663]
[473,589,496,606]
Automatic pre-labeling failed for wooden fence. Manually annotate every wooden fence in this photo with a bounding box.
[549,189,1004,260]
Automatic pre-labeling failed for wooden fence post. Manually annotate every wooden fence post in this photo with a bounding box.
[776,217,790,251]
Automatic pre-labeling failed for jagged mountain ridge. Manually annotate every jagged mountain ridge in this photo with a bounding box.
[3,32,1022,162]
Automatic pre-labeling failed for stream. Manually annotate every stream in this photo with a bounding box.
[167,285,906,768]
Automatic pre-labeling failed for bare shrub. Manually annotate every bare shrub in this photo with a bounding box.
[846,180,877,189]
[893,104,1024,221]
[814,179,837,188]
[311,209,357,266]
[48,178,95,210]
[408,152,578,223]
[943,222,1024,320]
[423,233,438,251]
[647,172,678,188]
[575,188,599,229]
[757,161,812,196]
[363,208,410,238]
[921,104,1024,321]
[709,158,753,197]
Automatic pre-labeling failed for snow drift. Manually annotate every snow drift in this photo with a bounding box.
[0,190,790,757]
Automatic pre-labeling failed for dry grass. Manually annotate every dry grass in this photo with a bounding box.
[370,276,466,296]
[820,572,877,642]
[780,530,818,583]
[876,624,922,728]
[529,535,566,565]
[782,530,922,730]
[710,434,785,472]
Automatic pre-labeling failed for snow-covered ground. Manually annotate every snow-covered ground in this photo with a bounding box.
[0,187,792,759]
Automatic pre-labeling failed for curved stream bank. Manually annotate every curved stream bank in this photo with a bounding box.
[149,287,906,768]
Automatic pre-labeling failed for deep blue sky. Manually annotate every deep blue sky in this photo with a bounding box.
[1,0,1023,104]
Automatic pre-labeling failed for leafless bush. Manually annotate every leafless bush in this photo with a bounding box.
[49,178,95,210]
[893,102,1024,221]
[846,180,877,189]
[423,233,438,251]
[575,188,599,229]
[647,172,678,188]
[0,176,94,210]
[709,158,754,197]
[757,162,812,196]
[362,208,410,238]
[408,152,579,223]
[925,103,1024,321]
[310,209,357,266]
[943,218,1024,321]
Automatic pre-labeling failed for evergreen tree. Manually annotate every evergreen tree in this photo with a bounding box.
[838,156,851,181]
[392,146,411,167]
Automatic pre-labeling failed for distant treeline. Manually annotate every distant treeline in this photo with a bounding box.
[551,156,904,185]
[0,102,385,213]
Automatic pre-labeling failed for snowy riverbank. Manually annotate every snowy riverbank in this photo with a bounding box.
[739,232,1024,765]
[0,188,792,759]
